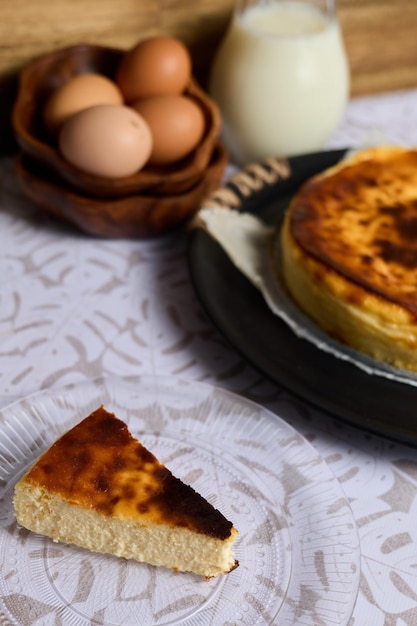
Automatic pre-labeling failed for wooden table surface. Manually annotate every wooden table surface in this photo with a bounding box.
[1,0,416,153]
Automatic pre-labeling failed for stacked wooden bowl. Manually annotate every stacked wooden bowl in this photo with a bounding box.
[12,44,227,238]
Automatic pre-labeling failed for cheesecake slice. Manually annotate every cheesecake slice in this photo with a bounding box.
[280,145,417,372]
[14,406,238,578]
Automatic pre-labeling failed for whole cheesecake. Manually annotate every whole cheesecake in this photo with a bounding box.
[280,146,417,372]
[14,406,238,578]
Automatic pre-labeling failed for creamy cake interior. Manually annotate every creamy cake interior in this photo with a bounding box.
[14,406,238,578]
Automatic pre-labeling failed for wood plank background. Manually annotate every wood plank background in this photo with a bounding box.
[1,0,417,153]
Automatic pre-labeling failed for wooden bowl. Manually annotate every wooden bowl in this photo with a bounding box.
[15,143,228,238]
[12,43,222,198]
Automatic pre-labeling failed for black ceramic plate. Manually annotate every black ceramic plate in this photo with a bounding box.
[187,149,417,446]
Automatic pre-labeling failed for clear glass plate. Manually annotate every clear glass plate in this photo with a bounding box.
[0,375,360,625]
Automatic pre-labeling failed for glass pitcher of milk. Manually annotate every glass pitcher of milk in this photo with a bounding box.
[209,0,350,164]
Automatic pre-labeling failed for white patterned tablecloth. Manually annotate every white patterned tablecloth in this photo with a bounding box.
[1,87,417,625]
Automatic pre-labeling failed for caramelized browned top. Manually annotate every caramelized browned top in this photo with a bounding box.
[288,149,417,316]
[24,406,233,540]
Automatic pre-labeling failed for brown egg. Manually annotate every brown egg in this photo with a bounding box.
[58,104,153,178]
[133,95,205,165]
[116,36,192,103]
[43,73,124,136]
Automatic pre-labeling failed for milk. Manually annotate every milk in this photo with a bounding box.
[209,1,350,163]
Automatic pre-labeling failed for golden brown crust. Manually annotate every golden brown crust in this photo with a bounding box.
[23,406,234,540]
[288,147,417,319]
